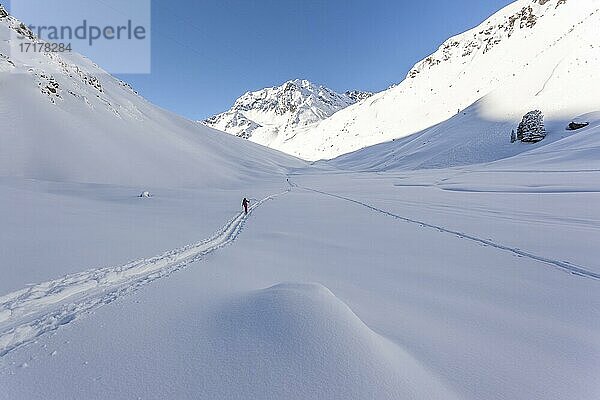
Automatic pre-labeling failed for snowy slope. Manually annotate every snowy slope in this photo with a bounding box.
[0,8,303,189]
[203,79,371,157]
[1,3,600,400]
[331,105,600,172]
[283,0,600,160]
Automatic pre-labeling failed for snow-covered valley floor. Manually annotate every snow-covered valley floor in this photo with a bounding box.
[1,1,598,397]
[1,163,598,400]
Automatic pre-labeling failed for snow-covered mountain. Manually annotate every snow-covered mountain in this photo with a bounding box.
[269,0,600,160]
[203,79,372,156]
[3,4,600,400]
[0,5,302,188]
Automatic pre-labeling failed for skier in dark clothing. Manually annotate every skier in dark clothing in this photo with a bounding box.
[242,197,250,214]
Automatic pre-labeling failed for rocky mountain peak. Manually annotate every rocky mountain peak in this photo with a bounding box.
[203,79,372,145]
[407,0,570,80]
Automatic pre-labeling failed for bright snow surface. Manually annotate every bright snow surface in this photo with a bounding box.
[1,1,600,399]
[248,0,600,160]
[1,156,599,399]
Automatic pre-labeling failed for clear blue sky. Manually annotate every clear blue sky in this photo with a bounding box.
[117,0,514,120]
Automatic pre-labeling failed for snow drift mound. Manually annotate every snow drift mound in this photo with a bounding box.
[208,283,456,400]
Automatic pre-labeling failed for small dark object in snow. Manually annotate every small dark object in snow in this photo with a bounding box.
[566,122,589,131]
[139,191,151,198]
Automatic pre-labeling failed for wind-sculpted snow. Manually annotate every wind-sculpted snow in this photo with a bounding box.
[213,283,458,400]
[0,190,288,357]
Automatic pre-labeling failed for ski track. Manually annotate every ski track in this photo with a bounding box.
[2,178,598,359]
[292,181,600,281]
[0,190,289,358]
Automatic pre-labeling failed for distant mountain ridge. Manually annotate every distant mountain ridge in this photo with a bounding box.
[202,79,372,157]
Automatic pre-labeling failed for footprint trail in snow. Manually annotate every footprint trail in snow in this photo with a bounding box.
[0,190,288,357]
[293,181,600,281]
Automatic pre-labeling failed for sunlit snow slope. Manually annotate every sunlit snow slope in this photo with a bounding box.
[287,0,600,161]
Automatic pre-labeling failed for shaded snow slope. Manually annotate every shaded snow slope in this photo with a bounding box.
[331,105,600,172]
[489,111,600,171]
[284,0,600,160]
[203,79,372,157]
[0,9,303,188]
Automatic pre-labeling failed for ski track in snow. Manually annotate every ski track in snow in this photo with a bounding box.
[2,178,598,360]
[292,181,600,281]
[0,190,289,358]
